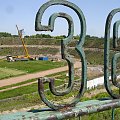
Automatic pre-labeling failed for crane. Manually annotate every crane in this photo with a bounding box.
[7,25,34,61]
[16,25,30,59]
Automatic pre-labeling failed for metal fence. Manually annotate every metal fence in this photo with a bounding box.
[0,0,120,120]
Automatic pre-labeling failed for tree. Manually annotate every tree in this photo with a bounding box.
[0,32,12,37]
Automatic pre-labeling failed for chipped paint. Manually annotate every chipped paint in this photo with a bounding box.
[1,99,120,120]
[1,1,120,120]
[36,0,87,110]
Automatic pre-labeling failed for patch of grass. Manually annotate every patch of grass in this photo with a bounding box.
[0,60,65,74]
[0,79,64,100]
[0,75,119,113]
[85,50,104,65]
[0,83,38,100]
[0,79,36,90]
[69,49,104,65]
[0,84,114,113]
[0,67,26,80]
[0,84,76,112]
[84,38,104,48]
[70,49,119,65]
[1,91,116,120]
[0,93,41,112]
[0,47,59,56]
[0,69,79,91]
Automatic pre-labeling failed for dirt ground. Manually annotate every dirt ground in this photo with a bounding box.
[0,61,81,88]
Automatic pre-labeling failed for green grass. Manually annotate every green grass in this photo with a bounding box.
[0,47,59,56]
[70,49,119,65]
[85,50,104,65]
[0,68,78,92]
[0,80,75,111]
[0,77,120,119]
[0,60,66,79]
[0,93,41,112]
[0,37,61,46]
[70,49,104,65]
[0,79,65,100]
[0,60,65,73]
[0,83,38,100]
[0,67,26,80]
[1,92,120,120]
[80,108,120,120]
[0,79,36,90]
[84,38,104,48]
[0,83,119,117]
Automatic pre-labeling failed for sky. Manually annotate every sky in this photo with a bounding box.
[0,0,120,37]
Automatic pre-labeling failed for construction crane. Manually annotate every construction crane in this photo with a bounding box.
[7,25,34,61]
[16,25,30,59]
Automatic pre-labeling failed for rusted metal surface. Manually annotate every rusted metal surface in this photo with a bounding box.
[0,99,120,120]
[36,0,87,110]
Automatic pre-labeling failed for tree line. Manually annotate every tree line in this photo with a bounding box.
[0,32,103,40]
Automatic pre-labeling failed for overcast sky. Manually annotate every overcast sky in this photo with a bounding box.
[0,0,120,37]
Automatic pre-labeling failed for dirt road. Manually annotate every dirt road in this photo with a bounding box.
[0,61,81,87]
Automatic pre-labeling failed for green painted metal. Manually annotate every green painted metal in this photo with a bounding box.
[104,8,120,120]
[1,1,120,120]
[48,12,74,96]
[111,53,120,88]
[36,0,87,110]
[0,99,120,120]
[112,108,115,120]
[104,8,120,99]
[113,20,120,48]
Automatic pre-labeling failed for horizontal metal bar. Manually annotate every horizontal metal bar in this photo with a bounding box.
[1,99,120,120]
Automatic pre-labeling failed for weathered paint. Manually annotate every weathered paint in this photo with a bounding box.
[113,20,120,48]
[104,8,120,99]
[111,53,120,88]
[36,0,87,110]
[1,1,120,120]
[1,99,120,120]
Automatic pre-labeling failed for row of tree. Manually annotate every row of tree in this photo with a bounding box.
[0,32,103,39]
[0,32,12,37]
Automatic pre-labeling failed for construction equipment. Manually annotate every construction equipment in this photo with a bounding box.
[7,25,34,61]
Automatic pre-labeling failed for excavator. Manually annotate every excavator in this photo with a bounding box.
[7,25,34,62]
